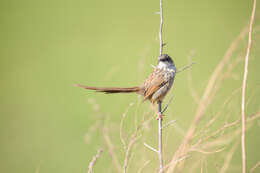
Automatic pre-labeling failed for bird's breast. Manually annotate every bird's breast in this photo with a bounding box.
[163,66,176,81]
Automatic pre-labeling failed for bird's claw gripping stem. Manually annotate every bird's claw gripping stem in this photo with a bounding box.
[156,112,163,120]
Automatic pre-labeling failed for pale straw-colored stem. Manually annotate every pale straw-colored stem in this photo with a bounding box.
[241,0,256,173]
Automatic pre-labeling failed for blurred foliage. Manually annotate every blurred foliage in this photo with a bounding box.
[0,0,259,173]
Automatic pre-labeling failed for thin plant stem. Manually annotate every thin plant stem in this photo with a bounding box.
[241,0,256,173]
[158,101,163,172]
[87,149,103,173]
[176,62,195,73]
[159,0,163,55]
[158,0,164,172]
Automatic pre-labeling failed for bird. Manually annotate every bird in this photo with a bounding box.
[75,54,176,119]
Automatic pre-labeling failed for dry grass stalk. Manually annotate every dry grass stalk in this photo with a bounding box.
[219,142,239,173]
[158,0,164,171]
[187,111,259,172]
[241,0,257,172]
[162,120,177,129]
[190,147,225,155]
[137,160,151,173]
[122,102,154,173]
[120,103,135,149]
[158,102,164,172]
[176,62,195,74]
[159,0,164,55]
[166,24,250,173]
[250,161,260,172]
[123,135,141,173]
[102,127,122,173]
[187,50,200,104]
[144,142,158,153]
[163,155,190,172]
[192,111,260,153]
[87,149,103,173]
[191,87,241,142]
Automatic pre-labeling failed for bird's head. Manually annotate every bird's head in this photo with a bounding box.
[157,54,175,69]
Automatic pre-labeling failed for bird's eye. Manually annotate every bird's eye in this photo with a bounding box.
[162,58,169,62]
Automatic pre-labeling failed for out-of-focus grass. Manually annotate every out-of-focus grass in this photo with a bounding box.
[0,0,259,173]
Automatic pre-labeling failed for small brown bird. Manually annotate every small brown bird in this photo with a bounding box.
[76,54,176,119]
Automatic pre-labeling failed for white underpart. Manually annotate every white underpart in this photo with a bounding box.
[157,61,167,69]
[157,61,176,73]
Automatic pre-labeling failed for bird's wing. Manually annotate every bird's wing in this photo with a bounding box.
[143,68,166,101]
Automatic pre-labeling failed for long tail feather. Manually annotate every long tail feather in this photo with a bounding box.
[75,84,140,94]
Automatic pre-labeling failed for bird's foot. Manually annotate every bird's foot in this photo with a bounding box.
[156,112,163,120]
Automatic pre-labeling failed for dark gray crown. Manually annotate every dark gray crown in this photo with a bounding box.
[158,54,174,64]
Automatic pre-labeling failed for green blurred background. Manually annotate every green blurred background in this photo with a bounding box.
[1,0,259,172]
